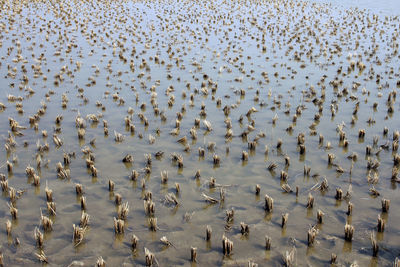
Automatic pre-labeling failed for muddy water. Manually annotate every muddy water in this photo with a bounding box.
[0,0,399,266]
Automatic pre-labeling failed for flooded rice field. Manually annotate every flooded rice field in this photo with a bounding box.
[0,0,400,266]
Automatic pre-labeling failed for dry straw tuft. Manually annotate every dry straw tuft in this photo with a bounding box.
[344,223,354,241]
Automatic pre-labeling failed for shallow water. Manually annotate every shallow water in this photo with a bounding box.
[0,0,400,266]
[312,0,400,15]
